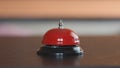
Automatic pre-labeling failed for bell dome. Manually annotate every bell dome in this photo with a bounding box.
[42,28,80,45]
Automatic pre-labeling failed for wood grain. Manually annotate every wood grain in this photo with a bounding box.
[0,36,120,66]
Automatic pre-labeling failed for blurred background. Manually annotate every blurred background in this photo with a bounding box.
[0,0,120,36]
[0,20,120,36]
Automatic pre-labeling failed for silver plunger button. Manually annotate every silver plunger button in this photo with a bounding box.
[58,20,64,29]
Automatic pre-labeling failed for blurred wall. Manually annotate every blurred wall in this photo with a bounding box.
[0,0,120,19]
[0,0,120,37]
[0,20,120,36]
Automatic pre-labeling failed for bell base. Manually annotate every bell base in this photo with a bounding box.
[37,45,83,57]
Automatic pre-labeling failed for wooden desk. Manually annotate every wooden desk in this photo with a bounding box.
[0,36,120,67]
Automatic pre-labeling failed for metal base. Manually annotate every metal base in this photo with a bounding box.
[37,45,83,57]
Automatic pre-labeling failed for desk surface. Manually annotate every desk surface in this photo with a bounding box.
[0,36,120,67]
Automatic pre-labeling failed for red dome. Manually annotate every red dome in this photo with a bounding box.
[42,28,80,46]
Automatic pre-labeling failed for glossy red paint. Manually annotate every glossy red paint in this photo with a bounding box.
[42,28,80,46]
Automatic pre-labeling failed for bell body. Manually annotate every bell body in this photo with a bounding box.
[37,21,83,57]
[42,28,80,46]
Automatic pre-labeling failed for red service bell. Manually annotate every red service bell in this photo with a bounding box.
[37,20,83,57]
